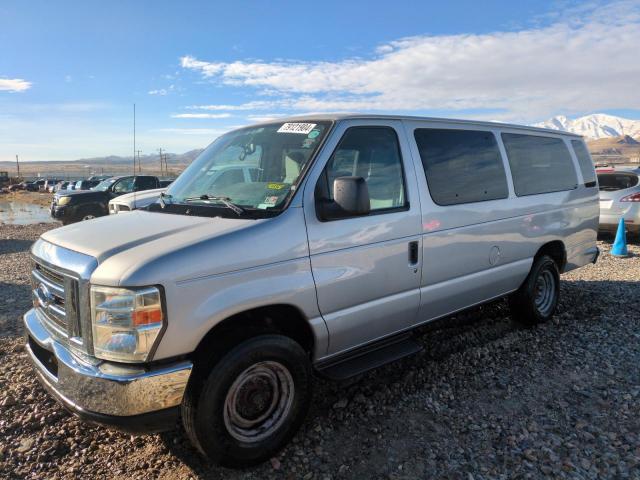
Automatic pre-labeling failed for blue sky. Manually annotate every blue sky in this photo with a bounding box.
[1,0,639,161]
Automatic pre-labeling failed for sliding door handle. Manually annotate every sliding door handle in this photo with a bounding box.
[408,241,419,266]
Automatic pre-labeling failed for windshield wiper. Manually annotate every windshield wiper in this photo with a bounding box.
[182,195,245,216]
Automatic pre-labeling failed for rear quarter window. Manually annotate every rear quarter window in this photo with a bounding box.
[570,140,597,185]
[501,133,578,196]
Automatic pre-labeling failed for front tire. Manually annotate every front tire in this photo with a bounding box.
[182,334,312,467]
[509,255,560,325]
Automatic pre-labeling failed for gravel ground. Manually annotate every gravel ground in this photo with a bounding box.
[1,223,639,479]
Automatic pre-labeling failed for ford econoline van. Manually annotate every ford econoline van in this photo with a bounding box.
[24,115,599,466]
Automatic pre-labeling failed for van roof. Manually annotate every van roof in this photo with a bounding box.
[252,113,583,139]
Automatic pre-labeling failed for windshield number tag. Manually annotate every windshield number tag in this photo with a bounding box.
[277,123,316,134]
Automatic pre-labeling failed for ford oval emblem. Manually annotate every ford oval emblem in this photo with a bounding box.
[38,283,55,306]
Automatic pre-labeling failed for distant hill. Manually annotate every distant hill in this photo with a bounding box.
[0,149,204,168]
[533,113,640,140]
[0,149,205,179]
[587,135,640,159]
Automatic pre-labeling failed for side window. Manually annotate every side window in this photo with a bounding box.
[571,139,597,186]
[502,133,578,196]
[135,176,157,191]
[320,126,407,213]
[414,128,508,206]
[113,177,135,193]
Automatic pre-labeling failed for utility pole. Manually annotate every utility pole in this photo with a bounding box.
[15,154,20,180]
[133,103,136,176]
[136,150,143,173]
[158,148,164,176]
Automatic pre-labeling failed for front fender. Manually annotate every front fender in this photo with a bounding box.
[154,257,328,361]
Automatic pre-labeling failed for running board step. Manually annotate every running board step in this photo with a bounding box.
[316,334,423,381]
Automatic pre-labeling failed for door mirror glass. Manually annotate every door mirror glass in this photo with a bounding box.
[317,176,370,220]
[333,176,370,216]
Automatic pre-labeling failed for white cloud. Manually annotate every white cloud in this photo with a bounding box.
[246,113,288,122]
[171,113,232,119]
[186,101,277,111]
[0,78,32,92]
[180,1,640,121]
[148,85,175,96]
[154,128,231,135]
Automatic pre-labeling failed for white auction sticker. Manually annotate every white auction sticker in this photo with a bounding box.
[277,123,317,134]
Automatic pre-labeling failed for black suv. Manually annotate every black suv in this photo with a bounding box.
[51,175,160,225]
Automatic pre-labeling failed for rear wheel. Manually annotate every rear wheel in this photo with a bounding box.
[182,334,312,467]
[509,255,560,325]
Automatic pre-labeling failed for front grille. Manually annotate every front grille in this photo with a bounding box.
[31,260,81,342]
[118,205,130,211]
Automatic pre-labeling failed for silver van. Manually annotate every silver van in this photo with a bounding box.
[24,115,599,467]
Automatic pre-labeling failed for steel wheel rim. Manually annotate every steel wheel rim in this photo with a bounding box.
[223,361,294,443]
[534,269,556,316]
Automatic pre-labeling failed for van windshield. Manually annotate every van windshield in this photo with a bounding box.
[166,121,330,213]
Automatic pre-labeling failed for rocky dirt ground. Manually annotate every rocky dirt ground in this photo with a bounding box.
[1,223,639,479]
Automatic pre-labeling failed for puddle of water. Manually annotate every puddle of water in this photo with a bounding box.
[0,200,59,225]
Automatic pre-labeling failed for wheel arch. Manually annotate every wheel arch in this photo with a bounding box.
[191,303,316,367]
[535,240,567,273]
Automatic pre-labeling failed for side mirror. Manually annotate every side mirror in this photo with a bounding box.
[317,176,370,220]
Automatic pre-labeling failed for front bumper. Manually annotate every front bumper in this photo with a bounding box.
[24,308,192,433]
[50,205,68,220]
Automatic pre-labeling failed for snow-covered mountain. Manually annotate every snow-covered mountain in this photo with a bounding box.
[533,114,640,140]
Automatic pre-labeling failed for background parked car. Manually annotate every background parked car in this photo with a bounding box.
[109,187,166,213]
[44,179,61,192]
[51,175,161,224]
[53,181,72,193]
[27,180,45,191]
[598,168,640,238]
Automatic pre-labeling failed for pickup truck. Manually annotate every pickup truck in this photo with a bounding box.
[50,175,160,224]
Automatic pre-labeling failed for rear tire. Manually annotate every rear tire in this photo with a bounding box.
[182,334,312,467]
[509,255,560,325]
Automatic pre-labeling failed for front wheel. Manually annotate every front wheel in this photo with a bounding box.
[182,334,312,467]
[509,255,560,325]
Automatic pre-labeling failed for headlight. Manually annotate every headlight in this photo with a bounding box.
[57,196,72,206]
[90,285,165,362]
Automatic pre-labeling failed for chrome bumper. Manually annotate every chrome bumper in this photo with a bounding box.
[24,308,192,421]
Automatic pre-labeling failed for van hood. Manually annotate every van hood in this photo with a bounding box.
[39,207,308,288]
[41,210,257,263]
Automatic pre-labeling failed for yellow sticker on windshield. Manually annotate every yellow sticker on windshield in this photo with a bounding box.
[267,183,286,190]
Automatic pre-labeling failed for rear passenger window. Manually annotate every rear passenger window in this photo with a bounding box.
[321,127,406,212]
[571,140,597,185]
[414,129,508,206]
[502,134,578,196]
